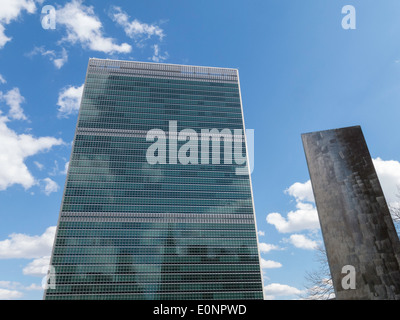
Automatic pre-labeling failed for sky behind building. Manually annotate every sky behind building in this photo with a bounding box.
[0,0,400,300]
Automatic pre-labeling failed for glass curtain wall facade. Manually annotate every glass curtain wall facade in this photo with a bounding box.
[44,58,264,300]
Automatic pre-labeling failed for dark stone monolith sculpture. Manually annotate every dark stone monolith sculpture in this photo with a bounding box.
[302,126,400,300]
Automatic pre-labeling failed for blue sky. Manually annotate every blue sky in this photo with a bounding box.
[1,0,400,300]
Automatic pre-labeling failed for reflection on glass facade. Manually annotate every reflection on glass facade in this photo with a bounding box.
[44,59,264,300]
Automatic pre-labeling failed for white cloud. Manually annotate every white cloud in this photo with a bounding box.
[0,226,53,298]
[27,46,55,58]
[258,242,280,253]
[57,84,84,118]
[151,44,169,63]
[285,180,314,203]
[267,179,319,233]
[264,283,304,300]
[266,157,400,234]
[110,6,165,44]
[0,280,43,299]
[34,161,44,170]
[48,159,70,176]
[48,160,59,176]
[260,258,282,269]
[0,288,23,300]
[0,280,42,291]
[287,159,400,207]
[23,256,51,277]
[0,114,64,191]
[24,283,43,291]
[0,24,11,49]
[266,202,319,233]
[0,0,37,49]
[53,47,69,69]
[42,178,59,196]
[0,0,36,24]
[0,281,23,289]
[57,0,131,54]
[0,74,6,84]
[61,161,69,175]
[0,226,56,259]
[0,87,27,120]
[373,157,400,206]
[27,46,68,69]
[257,230,265,237]
[285,234,318,250]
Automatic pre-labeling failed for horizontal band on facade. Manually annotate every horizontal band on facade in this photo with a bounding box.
[88,59,238,84]
[60,212,254,219]
[59,217,255,224]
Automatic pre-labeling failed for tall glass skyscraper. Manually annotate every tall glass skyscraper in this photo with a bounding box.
[44,58,264,300]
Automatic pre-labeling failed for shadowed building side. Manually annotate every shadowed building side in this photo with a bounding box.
[302,125,400,300]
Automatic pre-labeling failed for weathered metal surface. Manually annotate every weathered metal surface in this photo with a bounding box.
[302,126,400,300]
